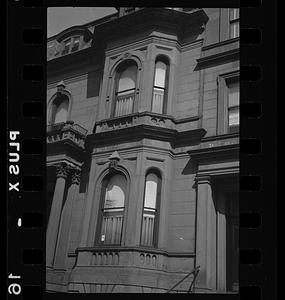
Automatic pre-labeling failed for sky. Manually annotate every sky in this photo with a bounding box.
[47,7,117,38]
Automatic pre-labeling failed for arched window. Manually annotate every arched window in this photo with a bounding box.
[140,170,161,247]
[98,173,127,245]
[50,95,69,125]
[152,57,169,114]
[113,61,138,117]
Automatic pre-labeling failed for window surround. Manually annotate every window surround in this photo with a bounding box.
[140,168,162,248]
[217,71,240,135]
[107,53,143,119]
[95,168,131,246]
[47,89,72,125]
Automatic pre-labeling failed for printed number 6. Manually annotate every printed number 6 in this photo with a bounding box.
[8,283,21,295]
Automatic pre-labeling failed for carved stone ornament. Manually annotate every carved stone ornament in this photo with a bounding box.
[108,151,121,170]
[71,168,81,185]
[56,163,70,179]
[56,80,66,91]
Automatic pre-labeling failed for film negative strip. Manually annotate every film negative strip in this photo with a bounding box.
[6,0,277,299]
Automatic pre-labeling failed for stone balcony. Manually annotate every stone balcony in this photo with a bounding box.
[91,112,206,148]
[70,246,197,293]
[47,121,88,149]
[47,121,88,164]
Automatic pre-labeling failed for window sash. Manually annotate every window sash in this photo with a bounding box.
[62,39,71,55]
[230,8,240,21]
[230,21,240,38]
[228,106,239,127]
[141,211,156,247]
[101,214,124,244]
[114,91,135,117]
[152,87,165,114]
[71,37,80,52]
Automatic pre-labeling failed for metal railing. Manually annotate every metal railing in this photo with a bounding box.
[165,265,200,293]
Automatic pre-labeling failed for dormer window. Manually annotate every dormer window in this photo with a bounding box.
[71,36,80,52]
[61,36,81,55]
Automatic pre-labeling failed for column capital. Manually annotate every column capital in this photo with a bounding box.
[56,163,71,179]
[70,168,81,185]
[195,174,211,184]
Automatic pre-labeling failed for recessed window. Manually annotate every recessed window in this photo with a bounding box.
[217,73,239,135]
[113,62,138,117]
[49,95,69,125]
[98,174,127,245]
[152,58,169,114]
[140,170,161,247]
[229,8,240,38]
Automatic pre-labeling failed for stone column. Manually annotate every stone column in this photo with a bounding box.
[46,163,70,267]
[195,175,217,292]
[53,168,81,268]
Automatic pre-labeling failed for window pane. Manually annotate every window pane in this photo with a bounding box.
[154,61,167,88]
[152,88,164,114]
[229,107,239,126]
[230,8,239,20]
[230,21,239,38]
[71,36,80,52]
[104,174,126,209]
[62,39,71,54]
[144,173,158,209]
[118,65,137,93]
[54,99,68,124]
[228,82,239,107]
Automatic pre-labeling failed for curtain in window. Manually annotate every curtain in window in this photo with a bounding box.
[152,60,167,114]
[141,172,160,247]
[101,174,126,245]
[115,64,137,117]
[53,99,68,124]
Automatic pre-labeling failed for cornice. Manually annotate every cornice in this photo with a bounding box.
[188,143,239,161]
[87,124,206,149]
[196,48,239,69]
[202,37,239,51]
[76,246,195,258]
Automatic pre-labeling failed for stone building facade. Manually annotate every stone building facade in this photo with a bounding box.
[46,7,239,293]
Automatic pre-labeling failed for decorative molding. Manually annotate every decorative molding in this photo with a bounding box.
[76,246,195,258]
[202,37,239,51]
[188,143,239,162]
[56,163,71,179]
[196,48,239,69]
[71,168,81,185]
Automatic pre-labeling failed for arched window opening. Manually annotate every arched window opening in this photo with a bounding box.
[50,95,69,125]
[140,170,161,247]
[152,58,169,114]
[114,62,138,117]
[99,174,127,245]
